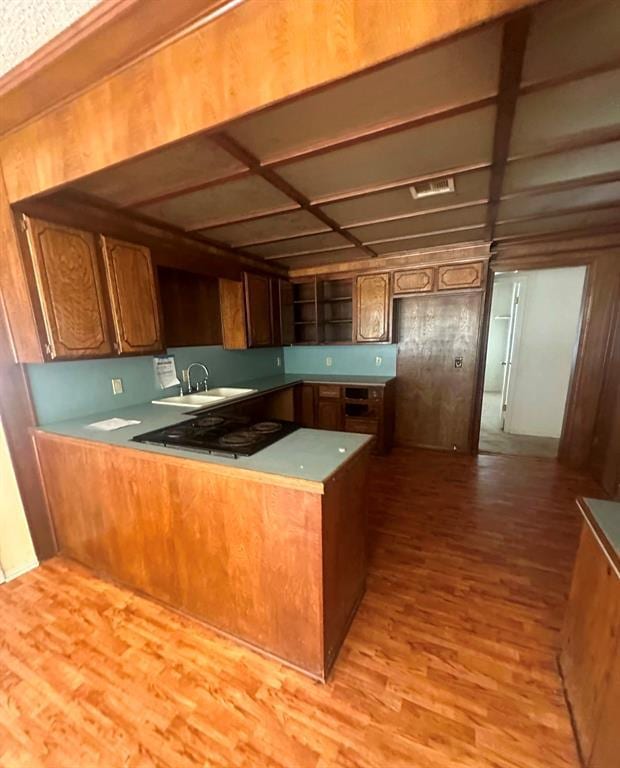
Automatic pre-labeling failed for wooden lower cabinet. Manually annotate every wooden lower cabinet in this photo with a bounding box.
[317,397,342,430]
[302,381,394,454]
[560,516,619,767]
[35,431,371,681]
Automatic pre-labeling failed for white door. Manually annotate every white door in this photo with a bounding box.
[500,281,522,431]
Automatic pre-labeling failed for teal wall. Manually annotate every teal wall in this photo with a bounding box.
[27,346,283,424]
[28,343,399,424]
[284,344,398,376]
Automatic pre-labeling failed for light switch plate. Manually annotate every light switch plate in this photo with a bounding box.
[276,356,282,367]
[325,356,333,367]
[111,378,124,395]
[375,356,382,367]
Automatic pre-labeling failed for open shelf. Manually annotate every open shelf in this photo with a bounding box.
[321,277,353,343]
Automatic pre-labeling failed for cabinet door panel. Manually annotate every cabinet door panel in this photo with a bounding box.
[25,218,113,359]
[101,237,163,354]
[244,273,273,347]
[355,272,391,343]
[437,262,483,291]
[317,399,342,430]
[393,267,434,295]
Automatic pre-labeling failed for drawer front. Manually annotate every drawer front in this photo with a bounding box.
[318,384,341,399]
[437,262,484,291]
[393,267,434,295]
[345,417,378,435]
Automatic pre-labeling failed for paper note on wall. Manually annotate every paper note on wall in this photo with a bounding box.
[153,355,180,389]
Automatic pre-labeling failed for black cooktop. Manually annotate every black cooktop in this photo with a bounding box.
[132,413,299,458]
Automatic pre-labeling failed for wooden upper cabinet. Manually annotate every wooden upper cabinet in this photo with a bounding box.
[437,262,484,291]
[393,267,434,295]
[355,272,391,343]
[244,272,273,347]
[219,278,248,349]
[100,237,163,354]
[23,217,114,360]
[278,279,294,346]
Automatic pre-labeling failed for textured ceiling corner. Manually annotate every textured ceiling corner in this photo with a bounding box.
[0,0,101,77]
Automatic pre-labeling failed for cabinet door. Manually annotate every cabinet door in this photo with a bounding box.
[24,217,114,360]
[244,273,273,347]
[437,262,483,291]
[297,383,316,427]
[355,272,391,343]
[393,267,434,295]
[219,278,248,349]
[317,398,342,430]
[101,237,163,355]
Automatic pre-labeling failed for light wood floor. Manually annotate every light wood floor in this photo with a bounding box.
[1,449,599,768]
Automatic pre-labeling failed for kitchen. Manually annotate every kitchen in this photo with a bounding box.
[1,0,619,766]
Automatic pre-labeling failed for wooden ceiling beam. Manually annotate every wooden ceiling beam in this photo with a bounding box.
[212,133,378,258]
[125,169,251,209]
[495,200,620,227]
[501,170,620,201]
[486,10,532,241]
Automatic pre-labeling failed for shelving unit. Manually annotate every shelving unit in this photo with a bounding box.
[321,277,353,343]
[292,278,322,344]
[291,276,353,345]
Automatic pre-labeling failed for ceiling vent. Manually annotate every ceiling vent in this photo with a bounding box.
[409,176,455,199]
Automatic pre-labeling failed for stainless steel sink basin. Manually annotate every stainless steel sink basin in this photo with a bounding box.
[206,387,257,398]
[152,393,226,408]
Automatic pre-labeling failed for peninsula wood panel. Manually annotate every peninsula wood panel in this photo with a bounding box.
[34,432,371,679]
[395,292,483,451]
[560,521,620,764]
[100,237,163,354]
[588,647,620,768]
[0,0,540,202]
[355,272,391,342]
[23,217,114,360]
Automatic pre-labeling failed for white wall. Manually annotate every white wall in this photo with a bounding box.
[0,417,38,581]
[505,266,586,438]
[483,277,515,392]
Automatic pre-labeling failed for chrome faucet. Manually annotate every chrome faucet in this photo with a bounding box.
[185,362,209,394]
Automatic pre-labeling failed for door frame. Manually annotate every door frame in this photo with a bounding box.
[472,249,610,465]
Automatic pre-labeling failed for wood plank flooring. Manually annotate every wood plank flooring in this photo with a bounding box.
[0,449,600,768]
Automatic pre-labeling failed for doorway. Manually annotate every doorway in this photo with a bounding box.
[479,266,586,458]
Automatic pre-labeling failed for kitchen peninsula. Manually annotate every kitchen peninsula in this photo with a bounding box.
[33,376,383,680]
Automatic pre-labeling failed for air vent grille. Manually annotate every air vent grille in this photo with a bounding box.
[410,176,455,199]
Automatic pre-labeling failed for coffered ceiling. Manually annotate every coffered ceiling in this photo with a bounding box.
[65,0,620,271]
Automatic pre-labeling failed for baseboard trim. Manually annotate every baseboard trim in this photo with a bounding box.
[0,558,39,583]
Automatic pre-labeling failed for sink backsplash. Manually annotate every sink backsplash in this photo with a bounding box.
[26,346,283,424]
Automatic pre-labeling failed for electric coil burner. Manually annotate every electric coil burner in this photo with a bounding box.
[132,414,298,458]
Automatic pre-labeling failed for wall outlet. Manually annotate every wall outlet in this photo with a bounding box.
[325,356,333,367]
[111,378,124,395]
[276,355,282,367]
[375,356,382,367]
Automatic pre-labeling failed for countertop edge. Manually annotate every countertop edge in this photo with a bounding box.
[33,428,329,495]
[577,497,620,575]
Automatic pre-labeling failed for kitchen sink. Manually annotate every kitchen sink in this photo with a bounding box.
[205,387,257,398]
[152,387,257,408]
[152,393,226,408]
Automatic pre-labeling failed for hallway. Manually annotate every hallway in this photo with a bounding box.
[0,449,599,768]
[479,391,560,458]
